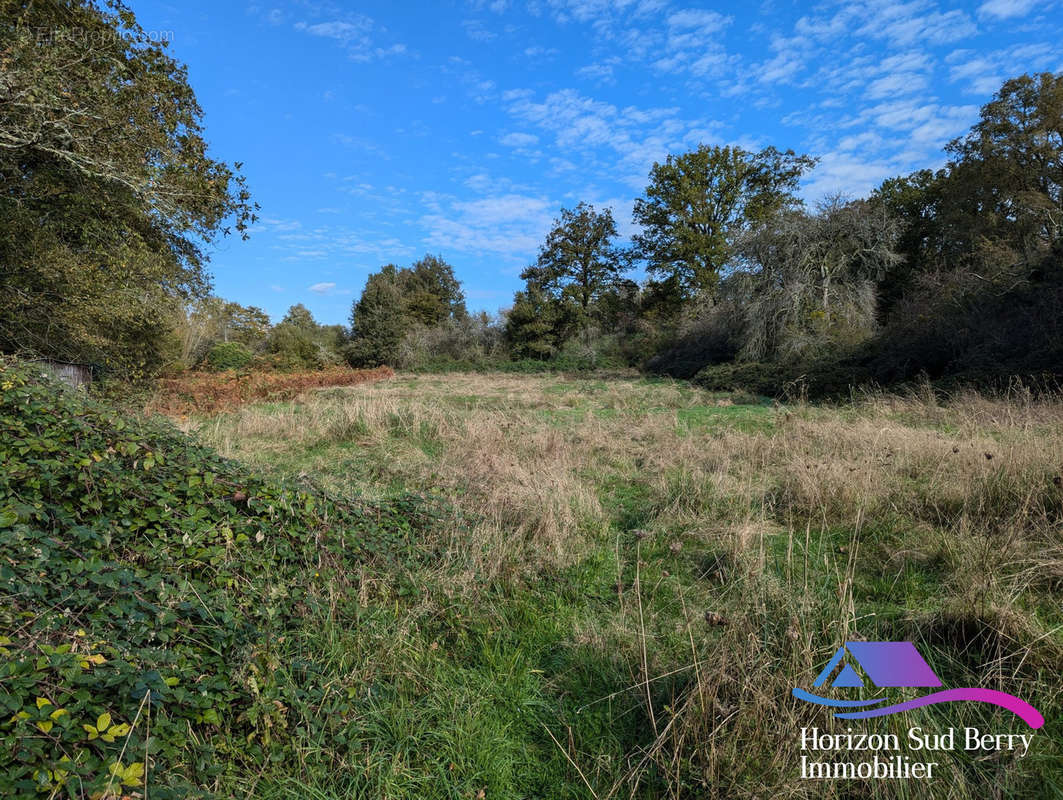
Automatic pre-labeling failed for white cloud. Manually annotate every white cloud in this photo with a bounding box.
[795,1,977,47]
[667,8,731,33]
[524,45,559,57]
[504,87,720,188]
[462,20,497,41]
[265,216,417,264]
[801,152,895,200]
[500,132,540,147]
[862,8,975,45]
[946,42,1056,94]
[648,8,734,78]
[977,0,1039,18]
[295,19,370,41]
[258,217,303,233]
[858,99,979,148]
[293,16,406,62]
[756,36,807,84]
[420,193,556,257]
[308,282,337,293]
[576,61,617,83]
[865,71,928,99]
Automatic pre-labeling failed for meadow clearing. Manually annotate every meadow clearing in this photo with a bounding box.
[184,371,1063,799]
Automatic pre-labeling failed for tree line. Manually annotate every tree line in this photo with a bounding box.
[506,71,1063,394]
[344,70,1062,395]
[3,0,1060,392]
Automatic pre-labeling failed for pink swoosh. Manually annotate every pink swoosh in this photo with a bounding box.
[834,688,1044,729]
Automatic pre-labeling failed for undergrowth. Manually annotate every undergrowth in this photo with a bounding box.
[0,359,437,798]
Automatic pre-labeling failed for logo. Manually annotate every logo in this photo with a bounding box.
[792,641,1043,729]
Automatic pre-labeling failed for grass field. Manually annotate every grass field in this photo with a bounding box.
[187,372,1063,799]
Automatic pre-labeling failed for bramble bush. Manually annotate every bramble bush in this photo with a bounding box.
[0,358,442,798]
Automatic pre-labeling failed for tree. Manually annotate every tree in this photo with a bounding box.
[205,341,254,371]
[504,283,570,360]
[402,254,466,325]
[346,256,468,366]
[944,72,1063,263]
[346,268,407,367]
[736,197,901,361]
[0,1,256,375]
[169,297,270,369]
[267,305,342,369]
[632,145,816,301]
[875,72,1063,293]
[871,169,949,317]
[520,203,628,327]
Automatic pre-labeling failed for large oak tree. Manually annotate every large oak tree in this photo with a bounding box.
[632,145,816,302]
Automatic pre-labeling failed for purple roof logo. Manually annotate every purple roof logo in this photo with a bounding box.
[792,640,1043,729]
[814,641,941,689]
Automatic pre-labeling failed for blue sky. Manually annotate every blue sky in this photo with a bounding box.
[131,0,1063,324]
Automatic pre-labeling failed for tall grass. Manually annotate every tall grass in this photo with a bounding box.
[187,373,1063,798]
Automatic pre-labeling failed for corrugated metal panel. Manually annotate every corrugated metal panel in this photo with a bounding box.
[34,360,93,389]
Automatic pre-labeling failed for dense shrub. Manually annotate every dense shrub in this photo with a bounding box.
[864,261,1063,386]
[552,332,628,370]
[393,315,506,371]
[204,341,253,371]
[644,305,742,378]
[691,361,796,395]
[0,359,435,797]
[265,305,345,370]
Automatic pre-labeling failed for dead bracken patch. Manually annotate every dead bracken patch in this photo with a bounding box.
[145,366,395,415]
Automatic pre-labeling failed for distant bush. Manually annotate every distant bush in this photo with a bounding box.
[393,315,506,371]
[266,304,345,370]
[863,260,1063,387]
[692,361,795,396]
[205,341,253,371]
[552,332,627,371]
[690,357,864,399]
[645,306,741,378]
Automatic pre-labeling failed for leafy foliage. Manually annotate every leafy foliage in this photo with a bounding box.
[347,256,467,367]
[0,1,256,375]
[632,145,816,300]
[520,203,629,325]
[735,197,900,361]
[205,342,254,372]
[170,299,271,371]
[504,284,572,360]
[401,254,467,326]
[346,268,409,367]
[265,305,345,370]
[944,72,1063,262]
[394,313,507,371]
[643,73,1063,395]
[0,358,435,798]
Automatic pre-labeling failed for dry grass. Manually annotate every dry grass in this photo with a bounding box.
[182,372,1063,798]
